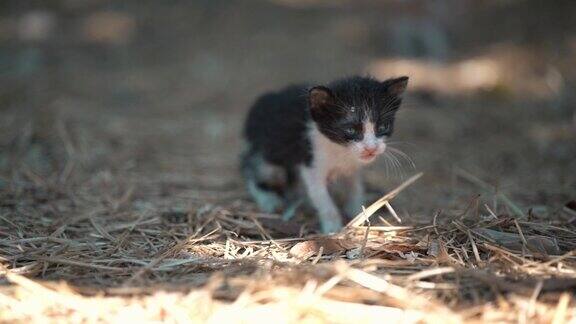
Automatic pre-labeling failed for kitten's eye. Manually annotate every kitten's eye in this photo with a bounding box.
[343,124,363,139]
[345,127,357,136]
[376,124,391,136]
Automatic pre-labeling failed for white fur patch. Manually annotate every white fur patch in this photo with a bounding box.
[309,125,363,181]
[299,122,388,233]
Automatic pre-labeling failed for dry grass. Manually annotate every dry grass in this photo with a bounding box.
[1,164,575,323]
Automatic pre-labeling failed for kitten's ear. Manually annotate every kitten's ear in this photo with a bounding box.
[386,76,409,97]
[308,86,334,112]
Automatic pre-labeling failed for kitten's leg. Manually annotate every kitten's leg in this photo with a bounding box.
[246,179,282,213]
[281,175,305,221]
[282,198,302,221]
[300,166,342,234]
[343,172,365,220]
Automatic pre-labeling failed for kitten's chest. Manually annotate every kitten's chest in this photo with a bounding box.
[311,130,361,180]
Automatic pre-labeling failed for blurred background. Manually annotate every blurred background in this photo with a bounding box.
[1,0,575,219]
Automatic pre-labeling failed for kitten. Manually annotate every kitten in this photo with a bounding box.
[241,76,409,233]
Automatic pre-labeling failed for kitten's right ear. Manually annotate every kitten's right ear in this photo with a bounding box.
[308,86,334,113]
[387,76,409,97]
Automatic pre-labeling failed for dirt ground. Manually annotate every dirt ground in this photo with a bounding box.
[0,0,575,322]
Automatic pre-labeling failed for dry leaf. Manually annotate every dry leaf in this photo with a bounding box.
[289,238,355,258]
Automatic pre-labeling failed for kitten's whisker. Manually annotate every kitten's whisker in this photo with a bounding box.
[388,151,404,178]
[388,152,399,178]
[382,148,411,179]
[387,142,419,153]
[386,141,415,146]
[383,152,397,178]
[382,151,400,178]
[387,149,414,179]
[382,152,391,176]
[387,147,416,169]
[390,149,415,168]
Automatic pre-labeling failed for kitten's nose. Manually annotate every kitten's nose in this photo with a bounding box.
[362,147,377,156]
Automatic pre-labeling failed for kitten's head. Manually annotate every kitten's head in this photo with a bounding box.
[308,76,408,164]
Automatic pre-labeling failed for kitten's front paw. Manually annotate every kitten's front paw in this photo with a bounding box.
[320,216,343,234]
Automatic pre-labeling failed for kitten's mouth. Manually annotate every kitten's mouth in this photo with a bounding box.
[359,152,377,162]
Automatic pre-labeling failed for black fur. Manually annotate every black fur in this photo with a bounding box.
[243,85,313,167]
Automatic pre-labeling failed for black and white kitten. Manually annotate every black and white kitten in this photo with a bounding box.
[241,76,409,233]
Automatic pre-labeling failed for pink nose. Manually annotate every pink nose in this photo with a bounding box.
[362,147,377,156]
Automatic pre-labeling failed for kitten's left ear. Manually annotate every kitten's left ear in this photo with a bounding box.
[308,86,335,112]
[386,76,409,97]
